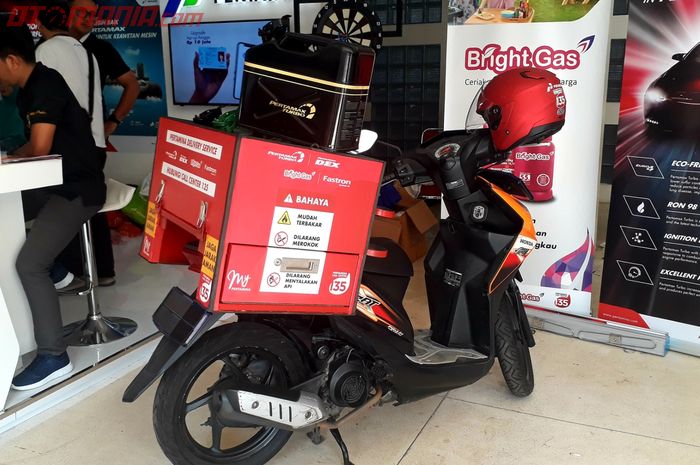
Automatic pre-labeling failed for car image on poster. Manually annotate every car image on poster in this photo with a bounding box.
[643,42,700,134]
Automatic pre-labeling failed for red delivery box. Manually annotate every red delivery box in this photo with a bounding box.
[141,117,384,316]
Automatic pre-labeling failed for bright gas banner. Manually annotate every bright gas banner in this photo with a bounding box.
[599,0,700,355]
[444,0,612,316]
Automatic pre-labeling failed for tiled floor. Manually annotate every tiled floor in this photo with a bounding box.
[4,238,196,411]
[0,254,698,465]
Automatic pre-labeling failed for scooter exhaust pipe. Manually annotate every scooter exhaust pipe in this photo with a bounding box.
[215,383,383,432]
[218,387,329,431]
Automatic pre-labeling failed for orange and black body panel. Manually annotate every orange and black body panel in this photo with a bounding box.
[478,177,537,294]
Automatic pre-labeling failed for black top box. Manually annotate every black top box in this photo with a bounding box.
[238,33,375,152]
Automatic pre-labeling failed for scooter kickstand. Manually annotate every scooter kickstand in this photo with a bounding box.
[307,426,325,445]
[330,428,354,465]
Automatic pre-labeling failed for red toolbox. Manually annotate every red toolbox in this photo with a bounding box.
[142,117,384,316]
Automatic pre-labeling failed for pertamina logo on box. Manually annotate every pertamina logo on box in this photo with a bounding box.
[268,150,306,163]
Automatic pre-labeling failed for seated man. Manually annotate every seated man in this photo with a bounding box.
[0,19,106,390]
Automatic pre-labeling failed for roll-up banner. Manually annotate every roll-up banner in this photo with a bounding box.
[599,0,700,356]
[444,0,612,316]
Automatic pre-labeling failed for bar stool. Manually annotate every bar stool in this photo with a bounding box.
[63,179,138,346]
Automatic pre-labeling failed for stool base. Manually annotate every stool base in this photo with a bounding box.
[63,315,138,346]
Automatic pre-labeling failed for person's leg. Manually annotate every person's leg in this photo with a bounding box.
[56,234,83,277]
[91,212,116,284]
[24,189,83,291]
[50,262,72,287]
[12,195,100,390]
[56,213,115,285]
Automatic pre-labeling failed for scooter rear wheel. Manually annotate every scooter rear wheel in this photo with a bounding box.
[495,287,534,397]
[152,322,307,465]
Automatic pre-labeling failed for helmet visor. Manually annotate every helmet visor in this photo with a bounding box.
[465,85,487,130]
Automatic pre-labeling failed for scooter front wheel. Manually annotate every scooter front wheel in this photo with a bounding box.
[495,286,534,397]
[152,322,307,465]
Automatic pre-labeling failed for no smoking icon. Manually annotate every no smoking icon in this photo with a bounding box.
[267,272,281,287]
[274,231,288,246]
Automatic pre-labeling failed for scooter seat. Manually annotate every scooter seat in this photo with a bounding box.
[364,237,413,278]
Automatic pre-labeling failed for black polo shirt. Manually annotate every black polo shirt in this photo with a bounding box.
[81,33,131,89]
[17,63,106,206]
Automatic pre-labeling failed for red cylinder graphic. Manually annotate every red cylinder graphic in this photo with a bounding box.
[489,139,555,202]
[512,139,555,202]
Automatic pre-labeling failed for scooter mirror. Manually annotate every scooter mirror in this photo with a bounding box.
[353,130,379,154]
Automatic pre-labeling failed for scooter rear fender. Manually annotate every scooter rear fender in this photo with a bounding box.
[122,288,222,402]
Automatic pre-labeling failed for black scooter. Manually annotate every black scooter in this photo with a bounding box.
[123,127,544,465]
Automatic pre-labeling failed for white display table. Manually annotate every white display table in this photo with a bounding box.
[0,158,62,411]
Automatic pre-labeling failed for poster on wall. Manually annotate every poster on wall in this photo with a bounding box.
[444,0,611,316]
[92,0,167,137]
[599,0,700,355]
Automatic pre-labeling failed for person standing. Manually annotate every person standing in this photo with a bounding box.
[35,1,105,150]
[33,0,105,291]
[69,0,139,138]
[61,0,140,287]
[0,18,105,390]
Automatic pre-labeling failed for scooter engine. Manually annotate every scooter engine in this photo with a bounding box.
[329,360,370,408]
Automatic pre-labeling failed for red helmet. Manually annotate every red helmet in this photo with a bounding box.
[466,67,567,152]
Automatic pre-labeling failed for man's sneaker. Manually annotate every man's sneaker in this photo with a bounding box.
[98,276,116,287]
[11,352,73,391]
[57,276,87,295]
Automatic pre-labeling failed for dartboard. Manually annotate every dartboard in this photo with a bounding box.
[312,0,383,52]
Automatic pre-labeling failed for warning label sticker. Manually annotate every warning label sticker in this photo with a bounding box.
[269,206,334,251]
[259,248,326,294]
[201,235,219,279]
[278,211,292,225]
[145,201,159,238]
